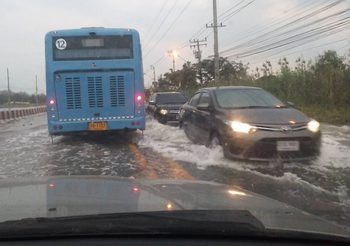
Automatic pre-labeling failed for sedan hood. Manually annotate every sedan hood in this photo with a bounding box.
[158,104,184,110]
[226,107,309,124]
[0,176,348,237]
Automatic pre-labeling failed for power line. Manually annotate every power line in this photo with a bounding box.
[218,0,247,19]
[228,9,350,58]
[249,37,350,67]
[227,18,350,59]
[221,0,345,55]
[220,0,255,23]
[142,0,170,42]
[144,0,193,58]
[143,0,179,51]
[220,0,328,49]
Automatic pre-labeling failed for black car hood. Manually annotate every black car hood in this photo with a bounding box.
[0,176,348,237]
[225,107,309,124]
[157,104,184,110]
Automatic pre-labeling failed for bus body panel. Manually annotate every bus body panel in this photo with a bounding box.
[54,71,135,119]
[45,28,145,135]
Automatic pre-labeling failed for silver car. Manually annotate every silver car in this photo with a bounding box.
[179,86,321,161]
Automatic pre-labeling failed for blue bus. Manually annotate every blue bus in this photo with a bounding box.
[45,28,145,135]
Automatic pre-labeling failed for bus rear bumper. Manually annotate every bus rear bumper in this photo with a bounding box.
[48,117,145,135]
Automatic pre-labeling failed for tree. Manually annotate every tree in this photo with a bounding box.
[261,60,273,77]
[314,50,346,106]
[199,57,249,85]
[154,62,197,92]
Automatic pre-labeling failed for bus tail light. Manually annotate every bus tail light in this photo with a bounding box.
[136,95,142,102]
[132,187,140,193]
[135,93,143,115]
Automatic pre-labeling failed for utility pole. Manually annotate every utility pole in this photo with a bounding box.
[150,65,157,89]
[35,75,39,106]
[150,65,156,83]
[206,0,225,84]
[6,68,11,111]
[190,38,207,84]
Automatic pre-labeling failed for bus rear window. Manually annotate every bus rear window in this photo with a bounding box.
[53,35,133,60]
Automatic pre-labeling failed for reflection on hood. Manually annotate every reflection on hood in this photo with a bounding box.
[0,176,348,237]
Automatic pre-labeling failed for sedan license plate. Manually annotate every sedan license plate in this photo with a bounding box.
[277,141,299,151]
[88,122,107,131]
[170,110,179,114]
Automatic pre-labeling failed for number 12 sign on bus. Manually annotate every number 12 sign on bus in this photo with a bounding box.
[45,28,145,135]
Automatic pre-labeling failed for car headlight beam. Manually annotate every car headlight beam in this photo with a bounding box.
[230,121,253,134]
[307,120,320,132]
[160,109,168,115]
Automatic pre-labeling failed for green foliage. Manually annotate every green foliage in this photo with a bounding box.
[299,106,350,125]
[0,91,46,106]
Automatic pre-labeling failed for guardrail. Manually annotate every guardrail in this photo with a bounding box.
[0,106,46,121]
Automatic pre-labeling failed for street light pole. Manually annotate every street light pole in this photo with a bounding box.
[35,75,39,106]
[172,56,175,72]
[7,68,11,111]
[168,50,178,72]
[150,65,156,83]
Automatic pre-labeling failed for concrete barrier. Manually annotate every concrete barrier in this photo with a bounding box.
[0,106,46,121]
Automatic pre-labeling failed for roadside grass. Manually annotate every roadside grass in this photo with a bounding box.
[299,105,350,125]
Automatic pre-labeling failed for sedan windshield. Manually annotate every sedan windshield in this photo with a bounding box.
[215,89,285,109]
[156,94,187,104]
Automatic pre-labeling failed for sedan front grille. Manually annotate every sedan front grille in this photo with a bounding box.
[253,123,307,132]
[244,137,319,159]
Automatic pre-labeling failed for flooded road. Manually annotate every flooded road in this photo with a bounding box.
[0,113,349,226]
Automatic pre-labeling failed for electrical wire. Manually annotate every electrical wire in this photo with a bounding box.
[227,18,350,59]
[225,9,350,58]
[143,0,179,51]
[248,37,350,67]
[142,0,171,42]
[221,0,345,55]
[144,0,193,58]
[220,0,329,49]
[220,0,255,23]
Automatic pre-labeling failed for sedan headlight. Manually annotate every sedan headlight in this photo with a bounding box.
[160,109,168,115]
[307,120,320,132]
[230,121,254,134]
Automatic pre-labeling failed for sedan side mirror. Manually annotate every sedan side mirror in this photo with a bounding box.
[197,103,210,111]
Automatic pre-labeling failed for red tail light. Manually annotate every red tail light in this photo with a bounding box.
[136,95,142,102]
[132,187,140,193]
[49,99,55,105]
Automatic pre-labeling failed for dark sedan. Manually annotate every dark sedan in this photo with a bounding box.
[147,92,187,124]
[179,86,321,161]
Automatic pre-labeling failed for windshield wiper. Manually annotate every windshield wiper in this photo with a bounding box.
[0,210,349,242]
[0,210,265,239]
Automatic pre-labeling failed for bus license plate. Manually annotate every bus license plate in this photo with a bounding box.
[277,141,299,151]
[88,122,108,131]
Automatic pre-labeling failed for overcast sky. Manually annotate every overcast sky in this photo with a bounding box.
[1,0,350,93]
